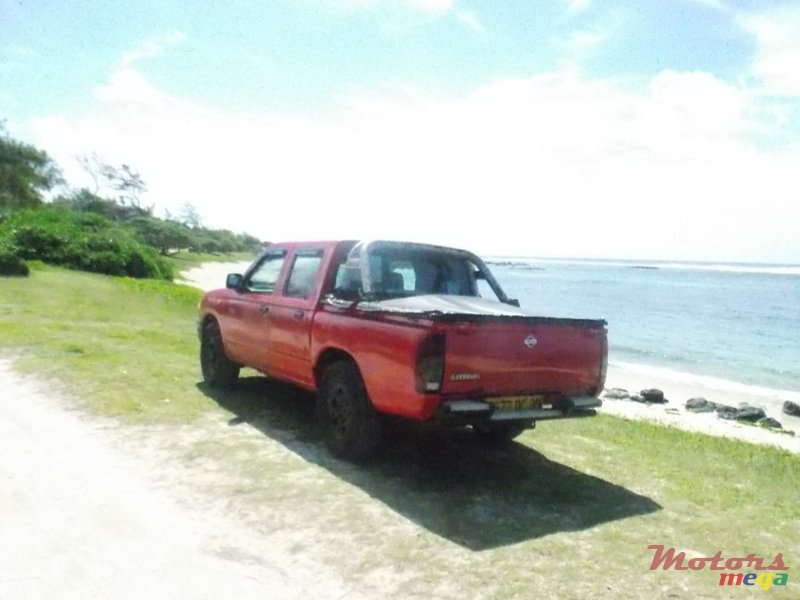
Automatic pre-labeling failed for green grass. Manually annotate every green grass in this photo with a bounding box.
[0,264,209,421]
[1,265,797,598]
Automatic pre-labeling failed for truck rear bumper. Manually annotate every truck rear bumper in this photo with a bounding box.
[436,396,601,424]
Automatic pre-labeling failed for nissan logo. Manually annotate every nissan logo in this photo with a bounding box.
[524,335,538,349]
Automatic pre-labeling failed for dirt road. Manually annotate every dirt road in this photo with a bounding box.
[0,359,362,600]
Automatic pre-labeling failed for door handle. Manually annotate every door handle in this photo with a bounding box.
[293,309,304,320]
[259,305,270,314]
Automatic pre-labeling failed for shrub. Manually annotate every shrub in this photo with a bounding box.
[0,241,29,276]
[13,223,68,260]
[0,207,174,280]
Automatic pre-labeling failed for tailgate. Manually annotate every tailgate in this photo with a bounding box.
[440,317,607,397]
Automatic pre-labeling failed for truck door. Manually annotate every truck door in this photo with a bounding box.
[224,248,288,373]
[265,248,325,388]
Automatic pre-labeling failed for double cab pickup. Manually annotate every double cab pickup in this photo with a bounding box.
[199,240,607,459]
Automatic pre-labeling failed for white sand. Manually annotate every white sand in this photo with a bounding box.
[176,260,253,292]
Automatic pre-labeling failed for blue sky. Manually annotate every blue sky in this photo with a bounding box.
[2,0,799,262]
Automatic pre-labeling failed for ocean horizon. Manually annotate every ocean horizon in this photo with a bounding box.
[486,256,800,276]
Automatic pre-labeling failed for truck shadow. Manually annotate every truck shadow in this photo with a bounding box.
[199,375,662,551]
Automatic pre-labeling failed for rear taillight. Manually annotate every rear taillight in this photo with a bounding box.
[598,331,608,393]
[415,333,445,393]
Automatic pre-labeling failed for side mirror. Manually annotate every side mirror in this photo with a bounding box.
[226,273,244,290]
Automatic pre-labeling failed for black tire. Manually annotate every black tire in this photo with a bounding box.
[472,422,528,446]
[317,361,382,461]
[200,319,240,388]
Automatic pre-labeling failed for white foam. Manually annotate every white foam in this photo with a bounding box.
[657,263,800,276]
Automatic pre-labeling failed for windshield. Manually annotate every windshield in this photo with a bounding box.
[333,241,507,302]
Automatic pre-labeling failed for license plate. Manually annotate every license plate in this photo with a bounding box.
[487,395,544,411]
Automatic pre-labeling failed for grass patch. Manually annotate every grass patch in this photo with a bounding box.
[0,265,209,421]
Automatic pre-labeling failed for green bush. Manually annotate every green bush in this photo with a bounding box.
[0,207,174,280]
[13,224,68,260]
[0,241,29,276]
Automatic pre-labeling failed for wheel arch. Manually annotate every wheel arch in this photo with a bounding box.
[314,347,359,388]
[199,313,236,361]
[200,312,219,330]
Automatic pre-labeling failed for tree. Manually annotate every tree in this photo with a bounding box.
[75,153,104,195]
[127,216,192,255]
[178,202,203,228]
[76,153,149,212]
[0,123,62,211]
[111,163,147,208]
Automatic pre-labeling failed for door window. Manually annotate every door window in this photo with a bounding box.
[246,251,287,293]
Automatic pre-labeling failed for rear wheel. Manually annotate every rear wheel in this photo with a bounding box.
[200,319,240,388]
[472,422,528,445]
[317,361,382,461]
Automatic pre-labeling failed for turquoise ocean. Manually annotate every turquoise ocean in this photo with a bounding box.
[486,259,800,398]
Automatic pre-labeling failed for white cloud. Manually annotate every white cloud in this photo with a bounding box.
[566,0,591,14]
[29,65,800,262]
[741,8,800,97]
[119,31,186,68]
[457,11,484,33]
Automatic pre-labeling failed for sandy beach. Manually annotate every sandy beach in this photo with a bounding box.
[176,260,253,291]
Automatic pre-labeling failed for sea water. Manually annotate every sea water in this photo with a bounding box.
[486,259,800,398]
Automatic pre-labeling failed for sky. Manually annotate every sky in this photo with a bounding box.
[1,0,799,262]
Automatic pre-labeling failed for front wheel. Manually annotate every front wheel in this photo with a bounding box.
[317,361,382,461]
[200,319,240,388]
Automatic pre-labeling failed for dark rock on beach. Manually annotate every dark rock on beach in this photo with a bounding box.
[686,397,716,413]
[629,394,646,403]
[603,388,630,400]
[757,417,783,430]
[714,403,768,423]
[640,388,667,404]
[735,404,767,422]
[783,401,800,417]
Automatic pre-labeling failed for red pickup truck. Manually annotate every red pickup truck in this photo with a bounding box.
[199,240,607,459]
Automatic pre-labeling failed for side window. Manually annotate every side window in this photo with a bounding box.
[246,251,287,293]
[284,249,324,299]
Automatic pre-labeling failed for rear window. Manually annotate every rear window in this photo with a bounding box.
[284,250,323,299]
[331,241,508,303]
